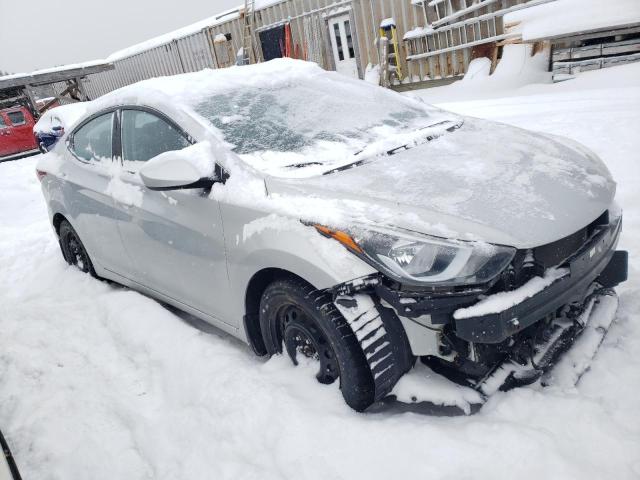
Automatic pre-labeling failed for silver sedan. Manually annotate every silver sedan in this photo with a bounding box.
[36,59,627,412]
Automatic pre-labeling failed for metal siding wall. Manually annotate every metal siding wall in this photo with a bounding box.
[84,0,480,97]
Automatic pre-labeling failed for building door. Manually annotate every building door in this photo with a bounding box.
[328,14,358,78]
[259,25,286,61]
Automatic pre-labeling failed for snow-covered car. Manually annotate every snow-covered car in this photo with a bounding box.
[33,102,88,153]
[36,59,628,412]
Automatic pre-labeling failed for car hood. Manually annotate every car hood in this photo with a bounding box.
[266,117,616,249]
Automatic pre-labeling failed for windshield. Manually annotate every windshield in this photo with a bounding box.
[192,73,456,177]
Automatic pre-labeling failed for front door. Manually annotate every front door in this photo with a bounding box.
[328,14,358,78]
[114,108,231,324]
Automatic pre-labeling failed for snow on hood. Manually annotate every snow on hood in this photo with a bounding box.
[266,117,616,248]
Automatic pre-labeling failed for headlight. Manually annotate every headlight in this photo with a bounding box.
[315,225,515,287]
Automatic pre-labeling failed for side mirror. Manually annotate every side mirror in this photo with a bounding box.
[139,151,217,191]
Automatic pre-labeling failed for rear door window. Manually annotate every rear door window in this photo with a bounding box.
[120,109,190,166]
[0,116,6,127]
[71,112,114,162]
[7,111,25,125]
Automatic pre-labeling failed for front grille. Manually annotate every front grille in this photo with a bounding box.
[534,228,587,268]
[535,209,610,268]
[493,210,610,293]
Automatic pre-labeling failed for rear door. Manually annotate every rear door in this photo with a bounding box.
[65,110,134,277]
[114,107,231,323]
[5,108,37,153]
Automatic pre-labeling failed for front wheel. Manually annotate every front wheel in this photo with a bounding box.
[259,278,375,411]
[58,219,96,276]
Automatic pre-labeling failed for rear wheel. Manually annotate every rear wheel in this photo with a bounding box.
[260,278,375,411]
[58,220,96,276]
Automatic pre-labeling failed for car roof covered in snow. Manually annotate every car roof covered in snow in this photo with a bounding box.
[91,59,456,178]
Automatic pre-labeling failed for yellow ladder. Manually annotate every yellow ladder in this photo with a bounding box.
[379,19,404,83]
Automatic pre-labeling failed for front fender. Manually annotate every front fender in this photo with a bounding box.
[220,207,377,322]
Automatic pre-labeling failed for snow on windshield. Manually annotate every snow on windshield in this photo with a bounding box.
[184,59,456,177]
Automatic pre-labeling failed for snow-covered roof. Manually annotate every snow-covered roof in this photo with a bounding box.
[0,60,113,90]
[107,0,286,62]
[505,0,640,41]
[107,6,242,62]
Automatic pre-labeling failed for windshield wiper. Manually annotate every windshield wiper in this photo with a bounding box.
[322,118,463,175]
[284,161,325,169]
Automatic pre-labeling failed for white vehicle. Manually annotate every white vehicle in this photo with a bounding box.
[36,59,628,412]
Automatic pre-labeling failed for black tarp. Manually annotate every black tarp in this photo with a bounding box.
[259,26,286,61]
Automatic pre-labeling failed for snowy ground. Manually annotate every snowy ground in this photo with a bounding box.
[1,63,639,479]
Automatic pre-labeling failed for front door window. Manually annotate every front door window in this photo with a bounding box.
[328,14,358,78]
[120,109,190,169]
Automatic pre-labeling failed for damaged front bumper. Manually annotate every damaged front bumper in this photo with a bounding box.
[331,215,628,414]
[453,219,627,344]
[374,287,620,415]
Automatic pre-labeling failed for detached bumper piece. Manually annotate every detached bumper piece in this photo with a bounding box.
[474,288,619,397]
[376,287,620,415]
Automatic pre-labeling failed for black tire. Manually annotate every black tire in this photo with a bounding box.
[260,278,375,411]
[58,219,96,277]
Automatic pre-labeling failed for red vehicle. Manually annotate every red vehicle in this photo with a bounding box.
[0,106,39,158]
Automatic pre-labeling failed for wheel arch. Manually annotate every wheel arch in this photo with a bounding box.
[52,212,68,235]
[243,267,317,357]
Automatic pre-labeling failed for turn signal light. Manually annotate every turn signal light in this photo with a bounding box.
[313,225,363,254]
[35,169,47,181]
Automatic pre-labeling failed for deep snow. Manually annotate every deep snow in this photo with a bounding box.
[1,63,640,479]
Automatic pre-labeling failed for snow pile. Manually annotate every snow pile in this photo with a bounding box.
[461,57,491,82]
[391,363,483,413]
[454,268,569,320]
[505,0,640,41]
[408,43,551,103]
[364,63,380,84]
